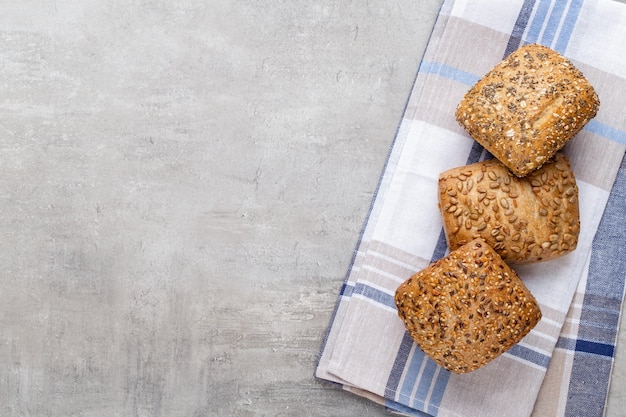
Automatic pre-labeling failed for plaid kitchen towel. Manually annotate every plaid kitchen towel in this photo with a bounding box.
[315,1,626,417]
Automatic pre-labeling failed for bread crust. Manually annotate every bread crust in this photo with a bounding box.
[395,238,542,374]
[455,44,599,177]
[438,153,579,264]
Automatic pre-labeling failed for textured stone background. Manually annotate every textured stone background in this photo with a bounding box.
[0,1,624,416]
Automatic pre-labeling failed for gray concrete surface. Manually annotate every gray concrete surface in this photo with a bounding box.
[0,1,624,416]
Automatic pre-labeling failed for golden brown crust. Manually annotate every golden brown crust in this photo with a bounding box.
[455,44,599,177]
[394,238,542,374]
[438,153,579,264]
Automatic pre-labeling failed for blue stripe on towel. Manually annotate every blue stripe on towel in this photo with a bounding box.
[385,332,417,399]
[419,61,479,86]
[507,344,551,368]
[525,0,552,43]
[575,340,615,358]
[352,282,396,308]
[505,0,537,55]
[412,359,439,409]
[556,337,617,357]
[584,120,626,146]
[556,336,577,351]
[540,0,568,46]
[385,399,432,417]
[399,350,428,403]
[427,368,450,415]
[554,0,584,53]
[339,282,354,298]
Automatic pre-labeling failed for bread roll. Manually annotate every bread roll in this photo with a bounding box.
[455,44,599,177]
[438,153,579,264]
[395,238,542,374]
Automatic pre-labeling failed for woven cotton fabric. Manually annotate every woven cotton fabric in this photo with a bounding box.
[315,1,626,416]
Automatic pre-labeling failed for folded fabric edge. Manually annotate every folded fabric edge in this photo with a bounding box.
[347,383,433,417]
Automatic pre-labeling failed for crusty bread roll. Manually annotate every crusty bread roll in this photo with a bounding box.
[455,44,599,177]
[438,153,579,264]
[395,238,542,374]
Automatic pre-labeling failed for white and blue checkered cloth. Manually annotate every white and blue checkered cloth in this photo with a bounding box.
[316,1,626,416]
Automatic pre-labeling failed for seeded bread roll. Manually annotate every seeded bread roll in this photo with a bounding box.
[455,44,599,177]
[395,238,542,374]
[438,153,579,264]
